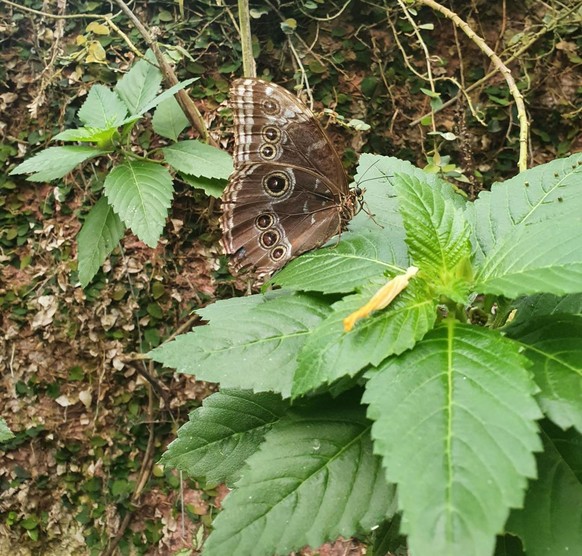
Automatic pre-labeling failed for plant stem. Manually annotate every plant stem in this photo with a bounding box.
[238,0,256,77]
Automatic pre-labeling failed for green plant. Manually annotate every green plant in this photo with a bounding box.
[151,152,582,556]
[9,51,232,287]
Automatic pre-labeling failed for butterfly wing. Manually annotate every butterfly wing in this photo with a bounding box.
[221,78,351,276]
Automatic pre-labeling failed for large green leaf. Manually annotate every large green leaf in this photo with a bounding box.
[270,228,409,294]
[510,292,582,327]
[152,95,190,141]
[203,397,396,556]
[292,278,436,397]
[149,293,332,398]
[162,140,233,180]
[394,173,471,279]
[506,315,582,433]
[103,161,173,247]
[10,146,106,182]
[178,172,226,198]
[364,322,542,556]
[507,422,582,556]
[76,84,128,128]
[53,127,118,146]
[115,51,163,115]
[77,196,125,287]
[475,218,582,298]
[160,390,288,486]
[467,153,582,261]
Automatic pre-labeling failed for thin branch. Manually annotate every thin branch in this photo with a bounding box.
[416,0,529,171]
[237,0,256,77]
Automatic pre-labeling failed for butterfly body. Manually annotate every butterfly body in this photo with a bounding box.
[221,78,357,277]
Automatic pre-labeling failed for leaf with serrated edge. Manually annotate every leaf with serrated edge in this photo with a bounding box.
[77,197,125,287]
[475,218,582,298]
[203,398,396,556]
[510,292,582,328]
[506,315,582,433]
[364,322,542,556]
[149,293,332,398]
[179,172,225,198]
[467,153,582,261]
[115,51,163,114]
[103,161,173,247]
[77,84,127,128]
[507,422,582,555]
[9,146,106,182]
[160,390,288,486]
[0,418,14,442]
[152,95,189,141]
[53,127,117,144]
[292,278,436,397]
[394,173,471,277]
[270,228,409,294]
[162,140,233,180]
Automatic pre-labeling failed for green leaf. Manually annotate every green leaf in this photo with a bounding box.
[364,322,542,556]
[0,418,14,442]
[77,197,125,287]
[203,397,396,556]
[115,51,163,115]
[77,84,128,128]
[270,228,409,294]
[149,293,332,398]
[162,140,233,180]
[394,173,471,278]
[178,172,226,198]
[9,146,106,182]
[160,390,288,486]
[466,153,582,261]
[152,95,189,141]
[507,423,582,555]
[510,293,582,326]
[475,218,582,298]
[53,127,117,146]
[292,278,437,397]
[103,161,173,247]
[506,315,582,433]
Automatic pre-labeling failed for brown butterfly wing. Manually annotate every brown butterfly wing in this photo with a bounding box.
[221,78,352,276]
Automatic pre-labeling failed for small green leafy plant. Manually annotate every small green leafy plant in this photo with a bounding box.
[152,152,582,556]
[10,51,232,287]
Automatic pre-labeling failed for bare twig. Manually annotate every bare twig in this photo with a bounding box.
[237,0,256,77]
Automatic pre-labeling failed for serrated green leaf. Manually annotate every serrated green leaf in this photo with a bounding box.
[77,84,127,128]
[506,315,582,433]
[179,172,225,198]
[9,146,106,182]
[115,51,163,115]
[53,126,117,145]
[0,418,14,442]
[149,293,332,398]
[103,161,173,247]
[475,218,582,298]
[507,423,582,555]
[364,322,542,556]
[292,278,436,397]
[152,95,189,141]
[203,397,396,556]
[77,196,125,287]
[162,140,233,180]
[160,390,288,486]
[510,293,582,326]
[394,173,471,278]
[466,153,582,261]
[270,228,409,294]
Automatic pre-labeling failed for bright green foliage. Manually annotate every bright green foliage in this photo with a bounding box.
[203,398,396,556]
[77,197,125,287]
[159,390,289,486]
[163,140,233,180]
[507,423,582,555]
[510,292,582,326]
[103,161,173,247]
[475,218,582,297]
[364,322,542,556]
[115,51,163,115]
[150,293,332,398]
[271,228,409,293]
[506,315,582,433]
[10,146,106,182]
[178,172,226,198]
[292,278,436,397]
[0,418,14,442]
[77,84,128,128]
[152,96,190,141]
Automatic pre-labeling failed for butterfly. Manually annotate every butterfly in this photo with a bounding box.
[221,78,359,278]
